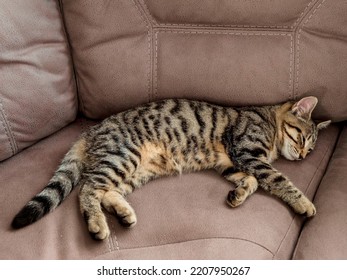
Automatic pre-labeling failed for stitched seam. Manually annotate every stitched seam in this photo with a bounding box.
[295,32,301,100]
[107,221,119,252]
[132,0,153,102]
[92,236,275,259]
[140,0,158,26]
[155,30,292,36]
[292,0,317,28]
[288,34,294,101]
[158,23,292,29]
[302,0,328,27]
[295,0,327,100]
[140,0,319,30]
[274,131,333,259]
[0,109,14,156]
[110,233,120,251]
[0,97,18,156]
[108,233,114,253]
[154,31,159,98]
[113,235,120,251]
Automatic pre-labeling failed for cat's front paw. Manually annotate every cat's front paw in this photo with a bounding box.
[291,196,316,217]
[226,189,247,208]
[117,211,137,228]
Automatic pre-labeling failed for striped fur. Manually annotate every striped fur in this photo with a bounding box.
[12,97,330,240]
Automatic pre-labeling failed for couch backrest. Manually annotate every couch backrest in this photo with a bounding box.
[0,0,77,161]
[61,0,347,122]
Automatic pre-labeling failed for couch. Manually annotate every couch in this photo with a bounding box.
[1,0,346,259]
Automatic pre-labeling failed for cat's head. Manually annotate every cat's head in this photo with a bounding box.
[280,96,331,161]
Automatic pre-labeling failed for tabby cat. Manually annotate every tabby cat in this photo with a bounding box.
[12,96,330,240]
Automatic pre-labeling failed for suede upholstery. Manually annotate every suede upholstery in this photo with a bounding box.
[60,0,347,121]
[0,0,346,259]
[0,0,77,161]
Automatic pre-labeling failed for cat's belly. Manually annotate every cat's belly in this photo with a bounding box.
[128,140,232,187]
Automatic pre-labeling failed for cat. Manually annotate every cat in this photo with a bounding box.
[12,96,330,240]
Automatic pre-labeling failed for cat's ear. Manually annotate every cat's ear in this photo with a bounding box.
[317,120,331,130]
[291,96,318,121]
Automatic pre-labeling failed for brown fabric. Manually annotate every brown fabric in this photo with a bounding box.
[0,0,77,161]
[60,0,150,118]
[296,0,347,122]
[61,0,347,121]
[0,120,339,259]
[293,124,347,260]
[144,0,315,27]
[0,119,108,259]
[95,239,274,260]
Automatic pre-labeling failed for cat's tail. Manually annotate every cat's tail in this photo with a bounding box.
[11,138,87,229]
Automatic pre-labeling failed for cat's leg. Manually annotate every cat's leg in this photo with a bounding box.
[260,170,316,216]
[226,172,258,208]
[79,181,110,240]
[233,156,316,217]
[222,167,258,207]
[101,186,137,228]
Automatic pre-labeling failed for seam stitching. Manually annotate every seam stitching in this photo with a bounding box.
[288,34,294,101]
[92,236,274,259]
[113,235,120,251]
[158,23,292,29]
[295,0,327,100]
[132,0,152,102]
[110,233,120,251]
[154,32,159,98]
[292,0,317,28]
[108,233,114,252]
[302,0,327,27]
[140,0,158,26]
[155,30,292,36]
[0,111,13,156]
[0,97,18,156]
[140,0,319,30]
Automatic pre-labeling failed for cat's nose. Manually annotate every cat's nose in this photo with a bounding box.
[300,151,309,160]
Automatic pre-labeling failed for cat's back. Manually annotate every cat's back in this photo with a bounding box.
[82,99,235,172]
[101,98,231,137]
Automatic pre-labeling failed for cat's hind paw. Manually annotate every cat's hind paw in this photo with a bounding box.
[84,212,110,240]
[102,190,137,228]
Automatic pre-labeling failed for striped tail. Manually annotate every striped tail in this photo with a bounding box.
[12,138,86,229]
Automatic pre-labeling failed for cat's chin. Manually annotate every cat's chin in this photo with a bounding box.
[281,149,297,161]
[284,155,296,161]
